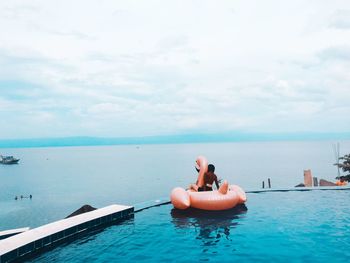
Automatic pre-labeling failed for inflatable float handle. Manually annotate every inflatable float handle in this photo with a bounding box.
[196,156,208,188]
[218,180,229,194]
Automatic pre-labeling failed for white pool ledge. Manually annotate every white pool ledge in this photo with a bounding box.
[0,204,133,263]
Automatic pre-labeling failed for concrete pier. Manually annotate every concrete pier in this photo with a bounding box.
[0,204,133,263]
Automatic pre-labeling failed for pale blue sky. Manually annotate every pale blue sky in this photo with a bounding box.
[0,0,350,139]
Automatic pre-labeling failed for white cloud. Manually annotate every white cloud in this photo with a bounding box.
[0,0,350,139]
[329,9,350,29]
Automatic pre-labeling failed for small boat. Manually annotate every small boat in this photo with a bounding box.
[0,155,20,164]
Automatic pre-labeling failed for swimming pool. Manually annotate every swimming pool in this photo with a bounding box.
[30,190,350,262]
[3,140,349,231]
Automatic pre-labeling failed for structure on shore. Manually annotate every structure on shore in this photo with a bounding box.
[295,169,339,187]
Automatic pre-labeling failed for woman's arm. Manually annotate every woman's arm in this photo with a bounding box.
[214,175,220,189]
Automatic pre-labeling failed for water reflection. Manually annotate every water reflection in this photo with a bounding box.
[171,204,247,245]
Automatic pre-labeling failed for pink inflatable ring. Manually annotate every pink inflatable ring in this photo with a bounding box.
[170,156,247,211]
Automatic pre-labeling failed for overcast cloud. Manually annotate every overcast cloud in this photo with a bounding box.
[0,0,349,139]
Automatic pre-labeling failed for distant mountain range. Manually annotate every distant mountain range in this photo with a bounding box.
[0,132,349,148]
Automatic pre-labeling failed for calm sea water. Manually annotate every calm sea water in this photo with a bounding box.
[0,140,349,231]
[31,190,350,262]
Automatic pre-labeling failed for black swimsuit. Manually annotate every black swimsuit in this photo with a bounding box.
[198,186,213,192]
[205,186,213,191]
[198,186,205,192]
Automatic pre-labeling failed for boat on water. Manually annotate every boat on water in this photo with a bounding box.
[0,155,20,164]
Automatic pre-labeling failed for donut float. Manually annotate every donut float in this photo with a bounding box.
[170,156,247,211]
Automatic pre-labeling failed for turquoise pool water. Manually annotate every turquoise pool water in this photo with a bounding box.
[2,140,349,230]
[31,190,350,262]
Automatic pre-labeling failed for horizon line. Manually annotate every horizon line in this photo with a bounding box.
[0,131,349,148]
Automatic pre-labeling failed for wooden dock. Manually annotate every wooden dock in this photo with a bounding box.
[0,204,133,263]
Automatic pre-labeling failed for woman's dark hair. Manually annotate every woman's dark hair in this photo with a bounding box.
[208,164,215,172]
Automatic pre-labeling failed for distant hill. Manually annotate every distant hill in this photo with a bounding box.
[0,132,349,148]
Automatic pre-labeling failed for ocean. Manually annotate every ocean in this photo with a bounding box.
[1,140,349,230]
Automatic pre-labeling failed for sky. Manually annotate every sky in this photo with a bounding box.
[0,0,350,139]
